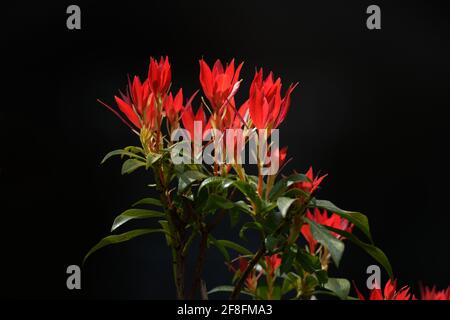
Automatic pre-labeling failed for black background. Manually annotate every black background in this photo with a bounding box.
[2,0,449,299]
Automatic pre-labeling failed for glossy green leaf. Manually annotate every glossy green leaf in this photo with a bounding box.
[204,194,235,212]
[146,152,162,169]
[269,173,310,200]
[84,228,165,264]
[198,176,233,193]
[311,199,372,243]
[326,226,393,277]
[216,239,252,256]
[132,197,163,207]
[121,158,146,175]
[111,209,165,231]
[124,146,144,154]
[304,217,345,267]
[297,249,321,273]
[324,278,351,300]
[239,222,264,240]
[208,235,230,261]
[286,173,310,186]
[208,285,255,297]
[277,197,296,218]
[316,270,329,284]
[233,180,262,212]
[101,149,145,164]
[178,170,207,193]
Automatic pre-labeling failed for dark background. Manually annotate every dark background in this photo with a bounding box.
[2,0,449,299]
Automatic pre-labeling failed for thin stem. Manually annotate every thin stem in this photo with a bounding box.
[189,228,209,299]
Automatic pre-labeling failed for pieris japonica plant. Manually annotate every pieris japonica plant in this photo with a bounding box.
[84,56,395,300]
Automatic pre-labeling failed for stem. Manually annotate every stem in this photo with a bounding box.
[257,170,264,197]
[189,228,209,299]
[156,166,187,299]
[265,174,275,200]
[230,245,266,300]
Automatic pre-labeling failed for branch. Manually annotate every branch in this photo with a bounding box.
[189,228,209,299]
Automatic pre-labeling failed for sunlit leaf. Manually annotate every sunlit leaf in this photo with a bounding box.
[111,209,165,231]
[324,278,351,300]
[101,149,145,164]
[121,158,146,175]
[277,197,296,218]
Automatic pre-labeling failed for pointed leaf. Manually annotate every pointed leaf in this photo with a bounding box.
[84,228,165,264]
[239,222,264,240]
[208,235,230,261]
[204,194,235,212]
[198,176,233,193]
[277,197,296,218]
[326,226,393,278]
[304,217,345,267]
[101,149,145,164]
[132,197,163,207]
[121,158,145,175]
[324,278,351,300]
[111,209,165,231]
[216,239,252,256]
[208,285,254,297]
[233,180,263,212]
[178,170,207,193]
[311,199,372,243]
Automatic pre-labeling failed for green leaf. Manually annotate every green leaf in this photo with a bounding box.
[216,239,252,256]
[297,249,321,273]
[233,180,263,212]
[132,197,163,207]
[208,235,230,261]
[124,146,144,154]
[233,200,252,214]
[101,149,145,164]
[208,285,254,297]
[265,234,285,253]
[121,158,146,175]
[84,228,165,264]
[229,207,240,227]
[280,246,298,275]
[277,197,296,218]
[283,188,310,199]
[146,152,162,169]
[304,217,345,267]
[178,170,207,193]
[269,173,310,200]
[239,222,264,240]
[198,176,233,193]
[324,278,351,300]
[311,199,373,243]
[204,194,235,212]
[281,272,300,295]
[316,269,329,284]
[111,209,165,231]
[326,226,393,278]
[286,173,310,186]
